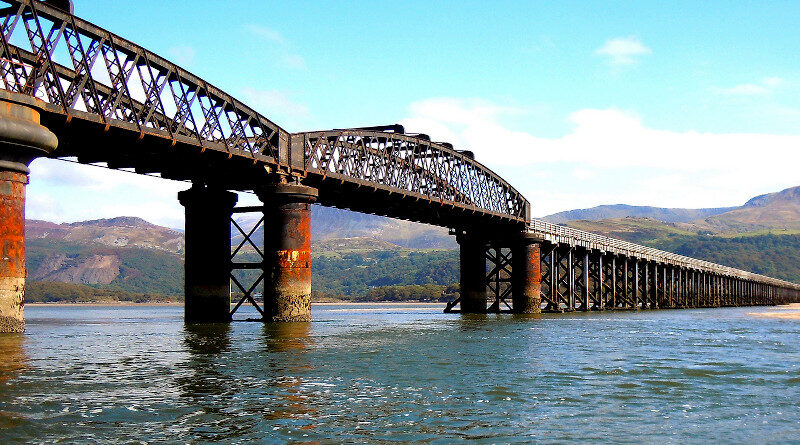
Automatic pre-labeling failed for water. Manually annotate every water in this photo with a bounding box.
[1,304,799,443]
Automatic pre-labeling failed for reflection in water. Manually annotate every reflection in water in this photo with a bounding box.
[183,323,231,355]
[261,323,317,425]
[179,323,231,398]
[0,333,27,385]
[0,333,28,428]
[262,322,312,353]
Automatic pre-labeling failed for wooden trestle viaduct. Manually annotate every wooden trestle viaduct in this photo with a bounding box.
[0,0,798,332]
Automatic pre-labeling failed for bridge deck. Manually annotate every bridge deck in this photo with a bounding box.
[528,219,800,289]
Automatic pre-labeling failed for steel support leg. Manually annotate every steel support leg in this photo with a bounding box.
[0,92,57,332]
[458,232,487,313]
[511,236,541,314]
[257,182,318,322]
[179,185,238,323]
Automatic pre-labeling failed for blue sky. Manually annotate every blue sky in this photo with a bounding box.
[27,1,800,227]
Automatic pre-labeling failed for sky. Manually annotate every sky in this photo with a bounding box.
[26,0,800,228]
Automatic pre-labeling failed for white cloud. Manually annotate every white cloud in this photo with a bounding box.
[717,84,769,95]
[27,159,189,228]
[401,98,800,216]
[762,77,785,87]
[245,25,306,69]
[595,36,651,66]
[715,77,786,96]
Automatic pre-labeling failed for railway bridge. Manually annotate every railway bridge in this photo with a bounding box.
[0,0,798,332]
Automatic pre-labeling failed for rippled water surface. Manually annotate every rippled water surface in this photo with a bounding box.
[1,304,800,443]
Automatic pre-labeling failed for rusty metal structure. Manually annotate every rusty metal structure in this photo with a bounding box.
[0,0,797,330]
[445,221,800,313]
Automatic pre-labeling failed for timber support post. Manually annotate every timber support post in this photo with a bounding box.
[257,181,318,322]
[179,185,238,323]
[0,92,57,333]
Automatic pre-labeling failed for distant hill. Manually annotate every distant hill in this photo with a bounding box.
[560,185,800,237]
[694,186,800,234]
[22,184,800,302]
[233,205,455,249]
[27,217,184,253]
[23,211,456,302]
[543,204,735,224]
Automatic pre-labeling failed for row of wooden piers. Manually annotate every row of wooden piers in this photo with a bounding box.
[450,235,800,314]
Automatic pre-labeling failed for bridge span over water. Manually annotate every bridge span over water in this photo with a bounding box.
[0,0,797,332]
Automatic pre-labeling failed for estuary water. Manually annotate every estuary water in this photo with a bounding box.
[1,304,799,443]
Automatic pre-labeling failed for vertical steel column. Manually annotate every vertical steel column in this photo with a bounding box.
[643,262,650,309]
[623,258,629,309]
[582,251,590,311]
[257,182,318,322]
[567,247,575,311]
[458,232,488,313]
[633,260,640,309]
[0,93,58,333]
[596,252,606,311]
[549,246,558,311]
[669,267,675,308]
[511,236,541,314]
[611,256,617,309]
[179,185,238,323]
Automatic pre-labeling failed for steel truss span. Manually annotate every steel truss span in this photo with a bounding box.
[0,0,528,224]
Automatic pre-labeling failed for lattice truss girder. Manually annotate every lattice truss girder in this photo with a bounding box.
[0,0,283,159]
[300,131,528,219]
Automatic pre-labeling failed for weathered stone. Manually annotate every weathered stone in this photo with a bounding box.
[0,277,24,332]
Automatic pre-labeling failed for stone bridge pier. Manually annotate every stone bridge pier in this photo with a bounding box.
[0,92,57,333]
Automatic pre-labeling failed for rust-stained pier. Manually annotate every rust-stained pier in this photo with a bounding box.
[0,0,798,331]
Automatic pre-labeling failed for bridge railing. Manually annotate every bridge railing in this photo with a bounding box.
[0,0,288,162]
[527,219,800,289]
[296,129,530,221]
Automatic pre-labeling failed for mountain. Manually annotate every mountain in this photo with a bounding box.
[559,185,800,237]
[23,209,456,301]
[694,186,800,234]
[543,204,735,224]
[233,205,456,249]
[26,217,184,253]
[25,217,184,295]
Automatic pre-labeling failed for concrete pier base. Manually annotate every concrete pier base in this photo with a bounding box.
[512,236,542,314]
[257,182,318,322]
[179,185,238,323]
[458,233,487,313]
[0,92,57,332]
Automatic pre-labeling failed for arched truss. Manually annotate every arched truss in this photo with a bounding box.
[0,0,530,223]
[297,129,528,219]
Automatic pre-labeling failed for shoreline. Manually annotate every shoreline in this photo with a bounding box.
[748,302,800,319]
[26,301,445,307]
